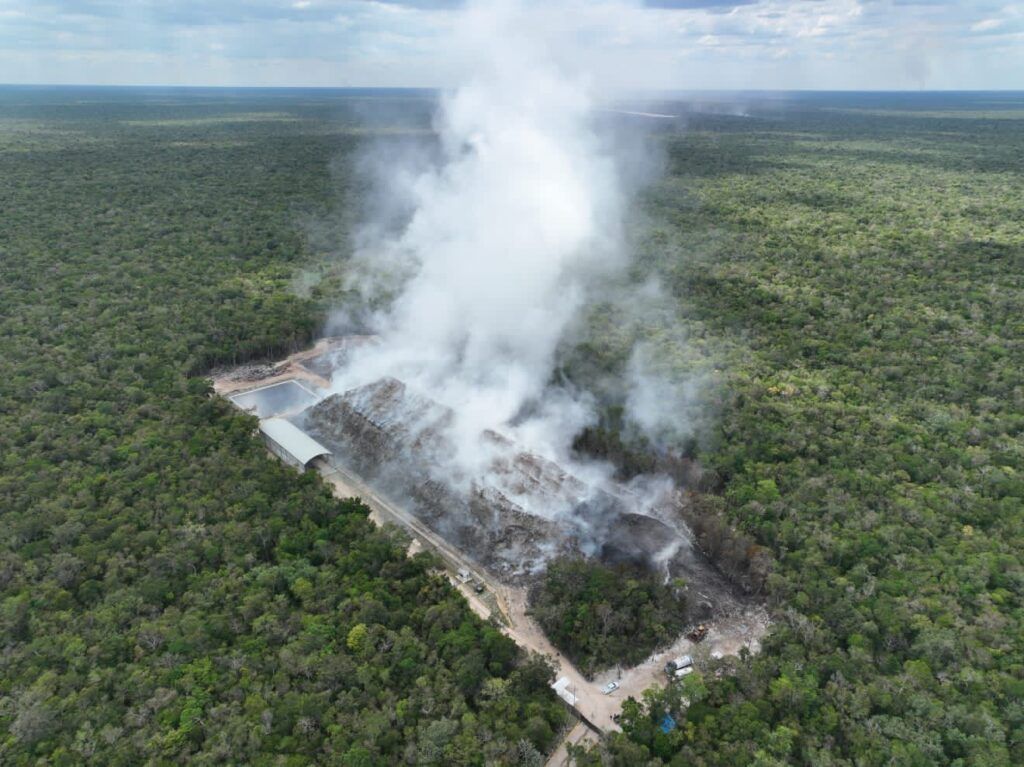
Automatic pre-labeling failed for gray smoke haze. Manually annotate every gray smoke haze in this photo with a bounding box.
[329,0,704,512]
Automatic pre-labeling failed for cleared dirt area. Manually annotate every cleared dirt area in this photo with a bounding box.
[210,336,376,397]
[308,442,764,728]
[498,581,766,732]
[314,449,766,734]
[589,607,768,718]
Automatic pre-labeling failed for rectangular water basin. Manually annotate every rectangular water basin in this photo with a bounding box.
[230,380,321,418]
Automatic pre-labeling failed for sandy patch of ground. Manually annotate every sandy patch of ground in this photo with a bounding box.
[588,606,769,719]
[545,721,599,767]
[497,584,768,733]
[210,336,376,396]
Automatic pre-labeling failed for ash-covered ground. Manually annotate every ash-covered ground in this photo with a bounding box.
[299,375,745,622]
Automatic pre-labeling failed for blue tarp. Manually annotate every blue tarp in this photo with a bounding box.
[659,714,677,734]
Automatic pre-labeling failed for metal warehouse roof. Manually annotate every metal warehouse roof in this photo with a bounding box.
[259,418,332,466]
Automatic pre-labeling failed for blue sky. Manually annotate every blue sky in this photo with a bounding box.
[0,0,1020,89]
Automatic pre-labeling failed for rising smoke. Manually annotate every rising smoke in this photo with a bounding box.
[329,0,700,518]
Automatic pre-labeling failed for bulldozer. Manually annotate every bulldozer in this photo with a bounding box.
[687,624,708,643]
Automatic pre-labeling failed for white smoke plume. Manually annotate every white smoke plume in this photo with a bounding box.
[625,340,705,451]
[333,0,634,474]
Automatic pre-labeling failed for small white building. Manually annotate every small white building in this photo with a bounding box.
[259,418,331,473]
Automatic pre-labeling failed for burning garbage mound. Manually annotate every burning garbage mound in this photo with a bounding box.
[302,377,738,615]
[302,378,567,580]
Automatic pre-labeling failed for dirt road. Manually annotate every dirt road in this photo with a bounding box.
[501,585,628,732]
[313,453,769,736]
[316,458,512,622]
[313,457,631,728]
[545,721,599,767]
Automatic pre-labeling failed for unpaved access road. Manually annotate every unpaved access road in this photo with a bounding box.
[545,721,599,767]
[316,458,506,621]
[312,453,769,735]
[313,457,624,729]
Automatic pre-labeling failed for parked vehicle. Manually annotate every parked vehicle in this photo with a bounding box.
[687,624,709,643]
[664,655,693,675]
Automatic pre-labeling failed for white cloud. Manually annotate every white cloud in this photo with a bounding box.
[970,18,1002,32]
[0,0,1019,88]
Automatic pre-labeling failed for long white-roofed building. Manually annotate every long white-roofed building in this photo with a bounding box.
[258,417,331,473]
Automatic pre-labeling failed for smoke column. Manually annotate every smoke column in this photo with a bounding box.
[334,0,632,472]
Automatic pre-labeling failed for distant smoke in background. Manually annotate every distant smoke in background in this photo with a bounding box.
[330,0,699,485]
[626,339,705,451]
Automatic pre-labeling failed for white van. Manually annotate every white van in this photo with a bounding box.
[664,655,693,675]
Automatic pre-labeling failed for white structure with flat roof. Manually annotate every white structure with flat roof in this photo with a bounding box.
[552,677,577,706]
[259,418,331,472]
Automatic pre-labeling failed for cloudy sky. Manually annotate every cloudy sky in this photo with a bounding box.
[1,0,1020,90]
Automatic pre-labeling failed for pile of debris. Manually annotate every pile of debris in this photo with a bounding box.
[303,377,742,618]
[299,336,379,380]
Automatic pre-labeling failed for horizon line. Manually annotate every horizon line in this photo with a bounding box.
[2,82,1023,95]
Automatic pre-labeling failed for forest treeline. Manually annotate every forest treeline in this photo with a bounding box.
[0,90,564,765]
[568,97,1024,765]
[529,558,688,679]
